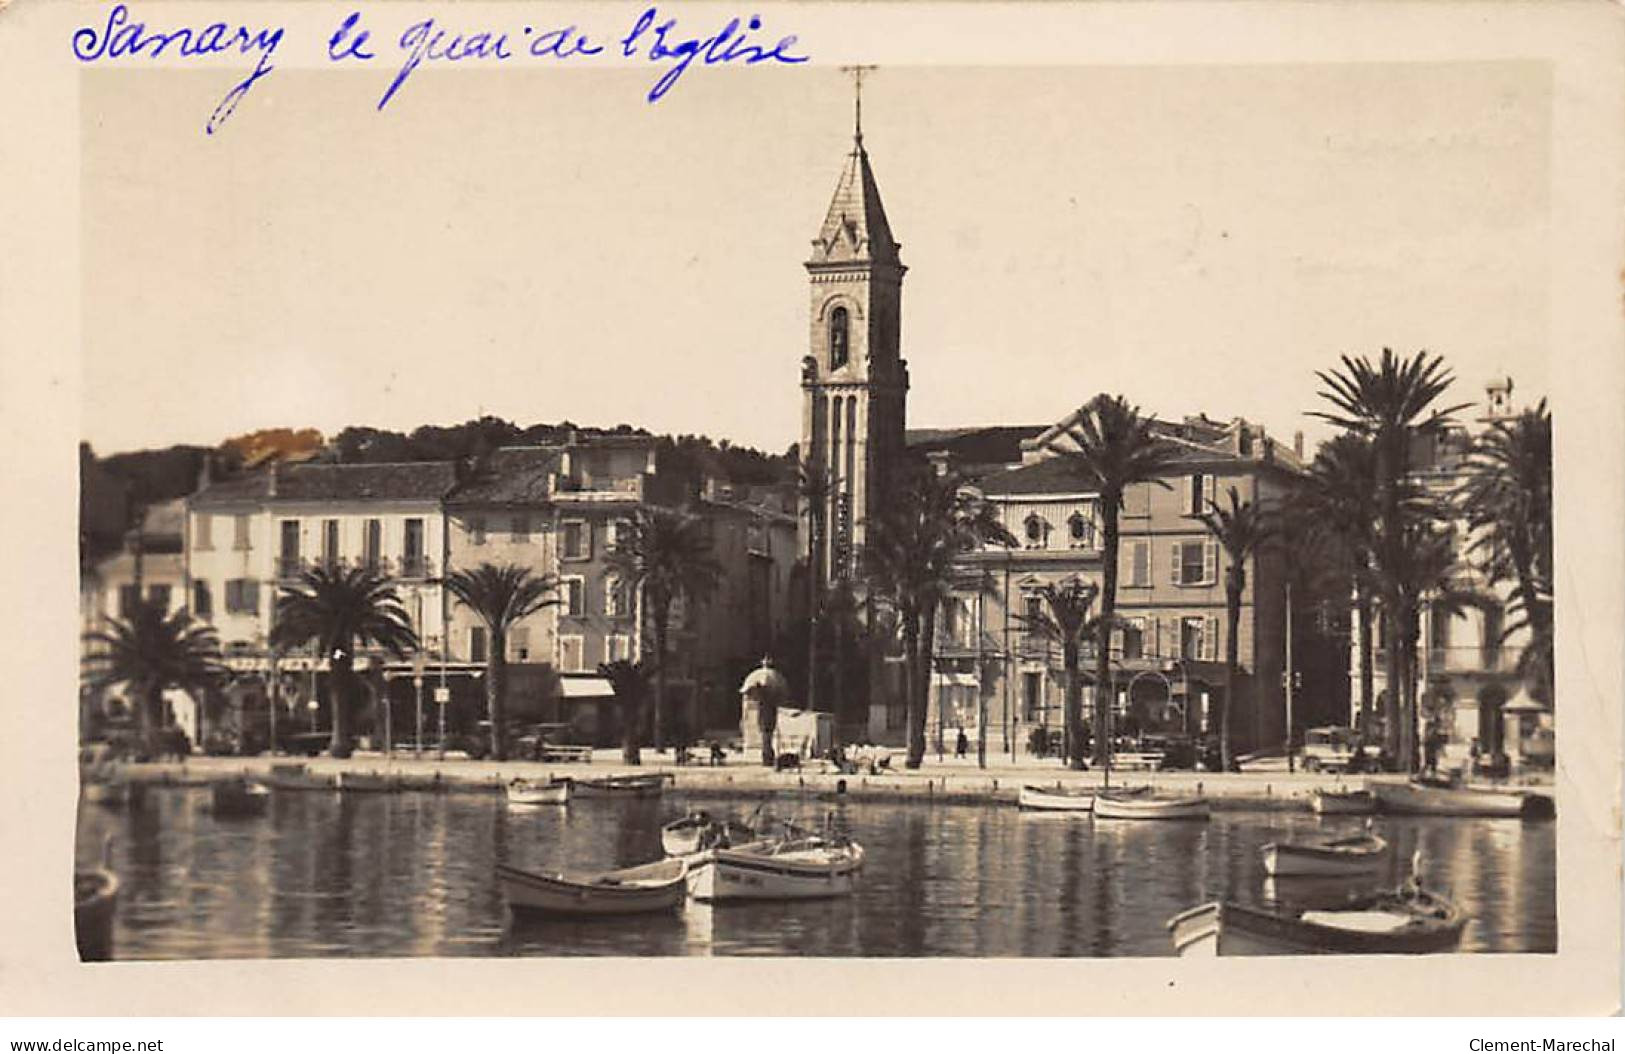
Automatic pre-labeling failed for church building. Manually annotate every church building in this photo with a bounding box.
[798,110,912,741]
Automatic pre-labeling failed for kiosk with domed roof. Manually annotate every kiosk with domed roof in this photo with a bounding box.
[740,659,831,764]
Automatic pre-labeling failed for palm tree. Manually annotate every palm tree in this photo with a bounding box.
[444,562,561,761]
[1043,394,1180,766]
[1374,521,1467,771]
[1458,400,1553,705]
[1312,349,1468,767]
[796,455,832,711]
[270,564,419,758]
[1016,577,1101,769]
[865,461,1014,769]
[606,507,722,753]
[1289,435,1380,745]
[821,576,864,735]
[599,658,650,765]
[83,601,227,758]
[1198,486,1276,770]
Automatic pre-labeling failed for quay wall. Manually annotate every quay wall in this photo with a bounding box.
[95,755,1494,813]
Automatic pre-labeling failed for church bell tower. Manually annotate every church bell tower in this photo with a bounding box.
[799,101,908,588]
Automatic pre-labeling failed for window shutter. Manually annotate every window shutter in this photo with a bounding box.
[1205,474,1217,510]
[1204,615,1219,660]
[1204,541,1218,585]
[1184,475,1197,515]
[245,580,260,613]
[1170,543,1182,586]
[1110,623,1123,656]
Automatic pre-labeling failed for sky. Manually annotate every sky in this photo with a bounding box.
[80,60,1552,457]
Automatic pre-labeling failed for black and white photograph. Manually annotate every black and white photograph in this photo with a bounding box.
[2,0,1622,1024]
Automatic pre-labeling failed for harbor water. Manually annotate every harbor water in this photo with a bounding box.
[74,788,1556,959]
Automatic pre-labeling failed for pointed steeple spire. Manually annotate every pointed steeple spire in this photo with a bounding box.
[809,72,900,268]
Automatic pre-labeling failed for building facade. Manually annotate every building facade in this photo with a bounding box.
[1351,377,1552,771]
[932,410,1304,758]
[185,461,456,750]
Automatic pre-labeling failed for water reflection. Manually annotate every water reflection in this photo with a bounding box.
[74,790,1556,960]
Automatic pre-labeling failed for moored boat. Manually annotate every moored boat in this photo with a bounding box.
[1373,780,1551,818]
[574,773,666,799]
[262,763,335,792]
[1261,829,1387,877]
[507,777,571,806]
[82,780,130,808]
[1094,790,1209,820]
[75,836,120,962]
[334,771,395,793]
[688,834,865,903]
[1310,787,1376,815]
[1017,784,1095,812]
[661,811,753,855]
[209,777,271,817]
[1167,884,1467,956]
[496,857,688,917]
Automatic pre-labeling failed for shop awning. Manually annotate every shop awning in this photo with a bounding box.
[559,677,615,699]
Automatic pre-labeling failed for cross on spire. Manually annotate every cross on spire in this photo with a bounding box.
[841,65,878,146]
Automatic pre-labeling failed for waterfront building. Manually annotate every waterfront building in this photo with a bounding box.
[1351,377,1552,772]
[79,497,197,741]
[185,460,456,749]
[443,437,670,744]
[925,410,1306,758]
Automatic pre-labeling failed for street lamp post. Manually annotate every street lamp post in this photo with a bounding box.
[1285,579,1295,773]
[414,656,426,758]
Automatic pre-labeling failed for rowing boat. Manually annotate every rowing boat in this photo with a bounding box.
[1373,780,1552,818]
[507,777,571,806]
[1017,785,1095,812]
[209,777,271,818]
[1168,884,1467,956]
[661,811,754,855]
[688,834,865,902]
[1261,829,1387,877]
[496,857,688,916]
[573,773,666,799]
[1093,790,1209,820]
[1310,787,1376,816]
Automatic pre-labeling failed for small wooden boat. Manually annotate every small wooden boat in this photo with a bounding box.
[1017,784,1095,812]
[688,834,865,903]
[1168,884,1467,956]
[1373,780,1551,818]
[75,837,119,962]
[261,763,335,791]
[573,773,666,799]
[1261,828,1387,877]
[1311,787,1376,815]
[661,811,753,855]
[507,777,571,806]
[1094,790,1209,820]
[496,857,688,917]
[82,780,130,808]
[334,771,395,793]
[209,777,271,818]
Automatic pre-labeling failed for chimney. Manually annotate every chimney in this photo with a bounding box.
[1293,431,1304,459]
